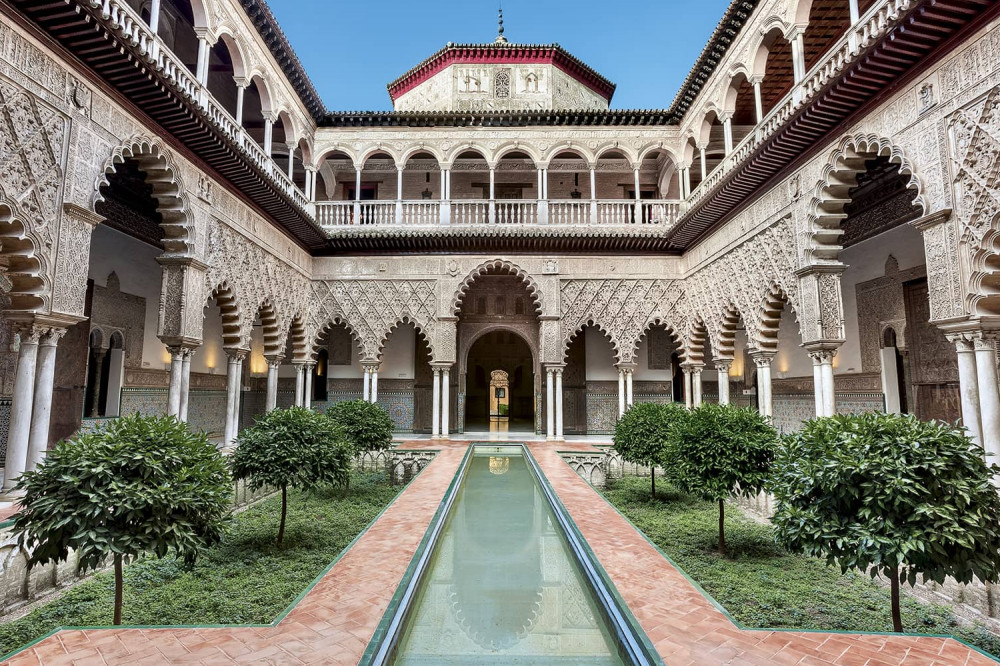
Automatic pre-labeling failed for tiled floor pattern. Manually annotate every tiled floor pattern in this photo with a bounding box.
[2,439,995,665]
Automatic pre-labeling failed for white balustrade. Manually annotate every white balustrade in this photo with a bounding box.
[400,201,440,225]
[494,200,536,225]
[596,201,634,225]
[685,0,914,210]
[315,202,354,226]
[548,201,589,225]
[451,201,490,225]
[85,0,309,211]
[357,202,395,225]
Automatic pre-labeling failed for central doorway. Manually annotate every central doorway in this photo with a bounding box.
[465,330,535,433]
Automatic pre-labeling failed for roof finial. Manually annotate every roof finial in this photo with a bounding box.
[496,6,508,43]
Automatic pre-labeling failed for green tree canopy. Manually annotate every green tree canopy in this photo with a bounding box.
[11,414,232,624]
[326,399,395,456]
[771,412,1000,632]
[666,403,777,555]
[613,401,687,497]
[230,407,351,545]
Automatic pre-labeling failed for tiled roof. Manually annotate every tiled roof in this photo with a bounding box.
[239,0,327,121]
[319,109,675,127]
[385,42,617,104]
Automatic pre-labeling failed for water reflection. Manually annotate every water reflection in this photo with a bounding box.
[392,452,623,665]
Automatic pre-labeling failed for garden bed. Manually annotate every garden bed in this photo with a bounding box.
[0,471,400,658]
[601,476,1000,658]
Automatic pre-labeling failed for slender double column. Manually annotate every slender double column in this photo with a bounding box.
[431,367,441,438]
[545,366,555,440]
[555,367,564,440]
[682,367,693,408]
[715,361,732,405]
[807,347,838,418]
[304,362,315,409]
[264,355,282,411]
[24,328,66,475]
[361,362,380,404]
[616,364,635,417]
[166,345,198,419]
[223,348,248,448]
[749,349,775,418]
[950,334,983,447]
[293,363,306,407]
[973,334,1000,463]
[691,365,703,408]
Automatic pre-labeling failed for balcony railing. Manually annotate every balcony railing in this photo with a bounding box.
[685,0,914,210]
[89,0,310,212]
[316,199,682,230]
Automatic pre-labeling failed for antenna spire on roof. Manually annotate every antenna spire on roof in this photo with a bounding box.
[496,7,508,43]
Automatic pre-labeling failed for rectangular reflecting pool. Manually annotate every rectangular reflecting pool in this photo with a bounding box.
[367,445,659,666]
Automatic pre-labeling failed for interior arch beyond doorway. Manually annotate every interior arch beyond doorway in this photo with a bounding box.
[463,329,536,434]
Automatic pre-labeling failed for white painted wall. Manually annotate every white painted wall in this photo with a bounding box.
[381,324,415,379]
[87,225,167,369]
[633,337,673,381]
[836,224,925,375]
[585,328,618,381]
[773,306,813,379]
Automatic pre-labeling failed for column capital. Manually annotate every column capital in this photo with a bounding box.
[807,348,837,364]
[224,347,250,361]
[616,362,637,372]
[747,348,776,366]
[264,354,284,368]
[714,359,732,372]
[361,360,381,370]
[946,332,977,351]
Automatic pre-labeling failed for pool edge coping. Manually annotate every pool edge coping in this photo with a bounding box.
[0,452,443,664]
[578,468,1000,664]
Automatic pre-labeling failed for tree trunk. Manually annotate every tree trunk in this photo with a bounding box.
[718,499,726,556]
[277,485,288,546]
[651,466,656,498]
[890,566,902,632]
[113,553,123,625]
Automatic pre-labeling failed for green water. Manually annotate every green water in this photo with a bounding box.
[391,447,625,665]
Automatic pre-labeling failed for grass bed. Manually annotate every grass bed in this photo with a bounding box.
[601,475,1000,658]
[0,471,400,657]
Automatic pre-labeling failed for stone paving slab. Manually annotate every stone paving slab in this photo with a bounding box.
[2,439,997,665]
[527,442,997,666]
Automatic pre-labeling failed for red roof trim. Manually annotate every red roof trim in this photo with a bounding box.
[387,45,616,103]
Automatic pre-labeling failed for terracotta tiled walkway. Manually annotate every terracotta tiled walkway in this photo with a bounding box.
[2,440,996,665]
[529,442,996,666]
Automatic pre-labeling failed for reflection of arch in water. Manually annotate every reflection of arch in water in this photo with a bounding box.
[449,454,543,650]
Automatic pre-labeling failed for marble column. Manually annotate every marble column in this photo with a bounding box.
[716,361,731,405]
[223,349,247,448]
[166,346,184,417]
[625,368,634,407]
[973,333,1000,460]
[750,350,775,418]
[304,362,314,409]
[546,367,555,440]
[752,78,764,123]
[440,366,450,437]
[692,366,703,407]
[555,367,564,440]
[683,367,693,409]
[371,367,379,404]
[25,328,65,473]
[617,369,626,417]
[3,327,40,492]
[294,363,305,407]
[951,335,982,447]
[265,356,281,411]
[362,366,371,402]
[179,348,193,422]
[820,353,836,417]
[431,367,441,438]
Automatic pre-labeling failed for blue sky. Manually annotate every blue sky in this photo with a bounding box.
[268,0,733,111]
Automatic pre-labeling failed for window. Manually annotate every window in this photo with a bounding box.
[494,69,511,99]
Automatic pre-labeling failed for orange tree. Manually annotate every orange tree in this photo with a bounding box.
[771,412,1000,632]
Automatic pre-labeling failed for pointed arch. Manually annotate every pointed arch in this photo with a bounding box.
[807,133,925,263]
[93,136,194,258]
[451,259,543,316]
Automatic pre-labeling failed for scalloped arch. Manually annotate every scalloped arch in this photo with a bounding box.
[376,316,435,360]
[93,137,194,258]
[309,317,364,363]
[207,281,245,349]
[624,317,685,366]
[752,282,796,351]
[807,133,926,263]
[0,187,49,314]
[254,298,283,357]
[562,320,621,365]
[451,259,543,316]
